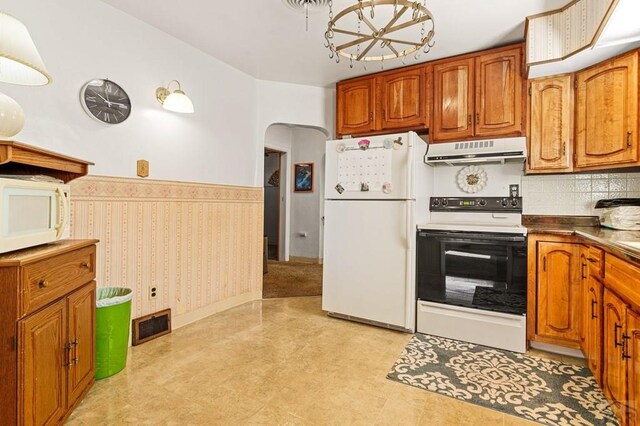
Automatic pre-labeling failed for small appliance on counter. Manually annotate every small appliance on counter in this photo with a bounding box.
[595,198,640,231]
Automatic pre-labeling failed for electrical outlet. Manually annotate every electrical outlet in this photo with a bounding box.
[148,285,158,300]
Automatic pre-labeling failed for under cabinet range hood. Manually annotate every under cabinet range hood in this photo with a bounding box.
[425,137,527,166]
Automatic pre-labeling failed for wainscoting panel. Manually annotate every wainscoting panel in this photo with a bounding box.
[69,176,264,328]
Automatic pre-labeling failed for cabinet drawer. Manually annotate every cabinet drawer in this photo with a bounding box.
[605,254,640,311]
[587,246,604,278]
[21,246,96,317]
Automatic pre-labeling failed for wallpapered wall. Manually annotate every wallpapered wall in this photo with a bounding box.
[69,176,264,329]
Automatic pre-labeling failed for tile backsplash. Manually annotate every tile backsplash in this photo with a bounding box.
[522,172,640,216]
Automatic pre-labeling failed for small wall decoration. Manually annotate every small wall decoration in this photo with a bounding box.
[457,165,488,193]
[294,163,313,192]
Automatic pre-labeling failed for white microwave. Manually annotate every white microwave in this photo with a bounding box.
[0,178,70,253]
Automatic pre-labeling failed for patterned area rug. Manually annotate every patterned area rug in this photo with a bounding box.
[387,334,618,425]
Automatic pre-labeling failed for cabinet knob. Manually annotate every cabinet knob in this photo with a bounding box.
[627,131,632,148]
[38,280,48,289]
[81,261,91,269]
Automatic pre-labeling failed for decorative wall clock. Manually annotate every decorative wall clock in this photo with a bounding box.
[80,79,131,124]
[457,165,487,193]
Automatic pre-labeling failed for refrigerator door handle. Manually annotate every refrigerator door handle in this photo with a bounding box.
[406,134,414,199]
[404,201,413,329]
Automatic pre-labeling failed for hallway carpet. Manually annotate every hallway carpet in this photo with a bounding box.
[262,260,323,298]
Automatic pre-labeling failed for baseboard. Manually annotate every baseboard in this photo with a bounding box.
[289,256,322,264]
[529,341,585,358]
[171,290,262,330]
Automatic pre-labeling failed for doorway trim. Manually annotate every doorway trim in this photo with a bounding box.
[264,148,283,261]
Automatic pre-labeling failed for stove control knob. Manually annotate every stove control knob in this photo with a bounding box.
[501,199,508,207]
[478,199,487,207]
[511,199,519,207]
[432,199,440,207]
[442,199,449,207]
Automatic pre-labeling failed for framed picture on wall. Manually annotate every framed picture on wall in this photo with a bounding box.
[294,163,313,193]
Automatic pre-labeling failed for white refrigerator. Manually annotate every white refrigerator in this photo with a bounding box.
[322,131,431,332]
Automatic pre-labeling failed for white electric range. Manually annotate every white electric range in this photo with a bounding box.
[416,196,528,353]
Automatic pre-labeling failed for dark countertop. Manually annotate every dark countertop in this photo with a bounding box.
[523,215,640,264]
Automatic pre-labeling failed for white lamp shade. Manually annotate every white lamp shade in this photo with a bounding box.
[0,12,51,85]
[0,92,24,138]
[163,90,194,114]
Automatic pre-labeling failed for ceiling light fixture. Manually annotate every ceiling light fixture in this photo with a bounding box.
[282,0,330,31]
[155,80,194,114]
[324,0,435,68]
[0,11,51,139]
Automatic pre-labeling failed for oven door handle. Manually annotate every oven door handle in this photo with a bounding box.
[417,232,526,243]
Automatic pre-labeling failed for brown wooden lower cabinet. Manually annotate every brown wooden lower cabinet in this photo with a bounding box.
[603,288,630,423]
[531,235,640,425]
[628,309,640,425]
[530,238,582,347]
[0,240,98,425]
[583,273,603,386]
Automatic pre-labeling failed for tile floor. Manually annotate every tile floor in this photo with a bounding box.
[67,297,584,425]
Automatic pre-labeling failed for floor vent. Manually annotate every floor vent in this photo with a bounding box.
[132,309,171,346]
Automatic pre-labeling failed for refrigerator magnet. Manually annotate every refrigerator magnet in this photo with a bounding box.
[335,183,345,194]
[382,183,392,194]
[358,139,370,150]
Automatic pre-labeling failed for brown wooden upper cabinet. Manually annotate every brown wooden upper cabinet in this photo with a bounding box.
[431,45,524,143]
[336,66,429,138]
[380,67,428,131]
[475,47,524,137]
[432,58,474,141]
[336,76,376,137]
[527,75,574,173]
[575,50,639,170]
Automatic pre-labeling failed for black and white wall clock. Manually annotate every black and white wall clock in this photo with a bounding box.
[80,79,131,124]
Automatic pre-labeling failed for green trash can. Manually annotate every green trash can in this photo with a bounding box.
[95,287,133,380]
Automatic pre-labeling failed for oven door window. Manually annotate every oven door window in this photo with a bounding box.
[417,232,527,315]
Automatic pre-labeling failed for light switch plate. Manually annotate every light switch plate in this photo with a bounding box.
[137,160,149,178]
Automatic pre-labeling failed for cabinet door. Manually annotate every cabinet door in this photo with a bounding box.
[432,58,474,141]
[475,47,524,137]
[603,289,629,423]
[66,282,96,409]
[380,67,426,130]
[628,309,640,426]
[576,51,639,169]
[18,300,67,426]
[585,276,603,386]
[536,242,581,344]
[579,246,589,347]
[336,77,376,136]
[528,75,573,172]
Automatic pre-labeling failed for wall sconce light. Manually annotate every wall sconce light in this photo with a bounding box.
[155,80,194,114]
[0,11,52,139]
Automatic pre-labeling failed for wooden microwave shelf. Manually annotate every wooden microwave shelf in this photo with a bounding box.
[0,140,94,183]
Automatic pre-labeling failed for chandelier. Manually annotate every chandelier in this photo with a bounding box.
[324,0,435,67]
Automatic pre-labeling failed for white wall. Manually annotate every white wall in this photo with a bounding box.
[290,127,326,259]
[255,79,334,183]
[3,0,259,186]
